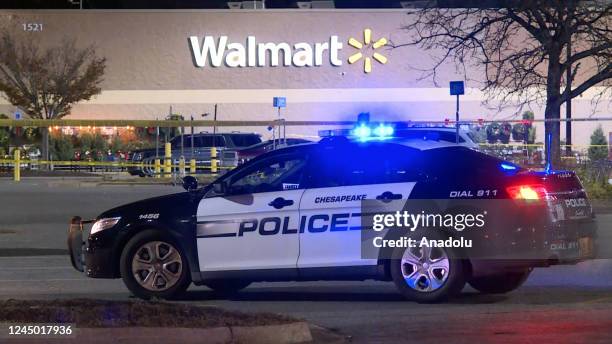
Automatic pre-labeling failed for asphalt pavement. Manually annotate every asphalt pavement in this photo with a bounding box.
[1,179,612,343]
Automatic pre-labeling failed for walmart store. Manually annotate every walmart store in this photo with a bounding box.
[0,9,609,145]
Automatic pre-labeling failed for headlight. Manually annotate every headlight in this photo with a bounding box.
[90,217,121,235]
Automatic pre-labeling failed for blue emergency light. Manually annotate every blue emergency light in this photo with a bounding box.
[373,124,394,138]
[499,162,519,174]
[353,124,372,139]
[319,114,394,140]
[500,163,517,170]
[351,123,394,140]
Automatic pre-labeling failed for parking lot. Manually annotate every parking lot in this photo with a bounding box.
[1,180,612,343]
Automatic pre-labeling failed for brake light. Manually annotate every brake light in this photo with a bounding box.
[506,184,548,200]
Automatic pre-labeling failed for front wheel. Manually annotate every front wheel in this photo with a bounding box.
[120,230,191,300]
[390,240,466,303]
[468,269,531,294]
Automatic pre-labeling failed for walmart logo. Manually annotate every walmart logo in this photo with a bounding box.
[189,29,388,74]
[348,29,388,73]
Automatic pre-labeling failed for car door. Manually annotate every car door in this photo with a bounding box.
[297,143,422,269]
[191,135,225,163]
[196,153,307,273]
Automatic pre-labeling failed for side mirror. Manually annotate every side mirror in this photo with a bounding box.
[213,181,227,194]
[182,176,198,191]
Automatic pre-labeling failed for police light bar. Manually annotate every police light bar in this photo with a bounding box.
[373,124,394,137]
[318,124,394,140]
[318,128,352,137]
[353,124,372,139]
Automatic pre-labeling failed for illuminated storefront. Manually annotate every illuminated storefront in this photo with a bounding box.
[0,10,609,144]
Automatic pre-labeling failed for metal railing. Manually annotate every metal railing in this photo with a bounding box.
[1,143,233,182]
[1,117,610,182]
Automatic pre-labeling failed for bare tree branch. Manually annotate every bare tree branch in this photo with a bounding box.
[394,0,611,165]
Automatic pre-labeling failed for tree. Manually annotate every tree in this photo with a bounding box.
[486,122,512,143]
[78,132,107,161]
[512,110,536,143]
[0,31,106,162]
[0,113,9,156]
[50,134,75,161]
[396,1,611,166]
[588,125,608,162]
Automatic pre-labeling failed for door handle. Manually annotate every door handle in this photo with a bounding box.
[268,197,294,209]
[376,191,403,201]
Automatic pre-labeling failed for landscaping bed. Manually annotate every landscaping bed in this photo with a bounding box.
[0,299,296,328]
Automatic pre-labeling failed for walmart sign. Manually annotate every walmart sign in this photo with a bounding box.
[189,29,388,73]
[189,36,343,68]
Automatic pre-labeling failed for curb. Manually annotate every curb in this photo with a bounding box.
[5,322,313,344]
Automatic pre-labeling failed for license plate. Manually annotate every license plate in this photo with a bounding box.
[578,237,595,259]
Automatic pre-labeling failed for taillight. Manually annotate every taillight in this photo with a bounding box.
[506,184,548,200]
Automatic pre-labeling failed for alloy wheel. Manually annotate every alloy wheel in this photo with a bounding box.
[131,241,183,291]
[401,245,450,292]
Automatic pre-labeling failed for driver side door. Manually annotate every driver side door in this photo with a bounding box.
[196,153,306,275]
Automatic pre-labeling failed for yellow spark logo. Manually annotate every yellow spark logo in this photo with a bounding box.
[347,28,388,74]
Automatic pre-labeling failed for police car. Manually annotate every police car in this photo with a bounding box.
[68,126,597,302]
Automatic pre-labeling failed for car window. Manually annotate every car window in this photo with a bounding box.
[226,154,306,195]
[397,130,465,143]
[230,134,262,147]
[194,136,225,147]
[306,144,423,188]
[422,147,501,179]
[170,136,186,149]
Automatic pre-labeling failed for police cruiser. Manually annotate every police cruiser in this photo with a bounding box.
[68,126,597,302]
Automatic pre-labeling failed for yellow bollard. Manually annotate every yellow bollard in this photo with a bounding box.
[154,159,161,179]
[164,142,171,177]
[179,157,185,176]
[210,147,218,174]
[190,159,196,174]
[13,149,20,182]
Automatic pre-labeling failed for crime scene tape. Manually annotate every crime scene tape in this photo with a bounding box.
[0,117,611,127]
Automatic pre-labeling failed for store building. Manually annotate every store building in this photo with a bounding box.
[0,9,609,145]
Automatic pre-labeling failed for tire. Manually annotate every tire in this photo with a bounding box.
[469,269,531,294]
[390,235,466,303]
[204,280,251,295]
[120,230,191,300]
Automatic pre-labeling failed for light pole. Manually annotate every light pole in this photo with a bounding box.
[449,81,465,143]
[201,105,219,174]
[155,117,159,159]
[272,97,286,150]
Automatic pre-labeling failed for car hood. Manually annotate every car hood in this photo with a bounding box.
[97,192,198,219]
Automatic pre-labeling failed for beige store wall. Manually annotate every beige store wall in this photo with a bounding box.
[0,10,609,145]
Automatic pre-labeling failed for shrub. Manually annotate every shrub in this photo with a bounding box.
[588,125,608,162]
[576,161,612,200]
[78,132,108,161]
[50,134,75,161]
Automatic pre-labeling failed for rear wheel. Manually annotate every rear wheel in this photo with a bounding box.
[204,280,251,295]
[469,269,531,294]
[120,230,191,300]
[390,239,466,303]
